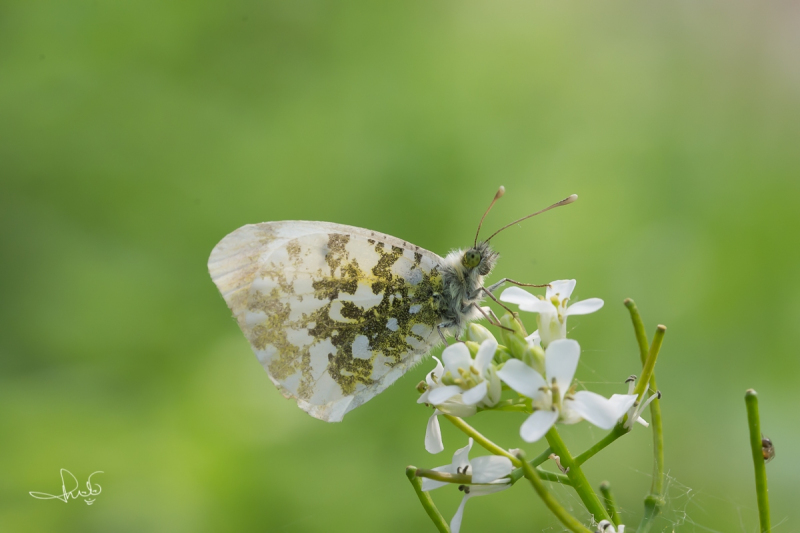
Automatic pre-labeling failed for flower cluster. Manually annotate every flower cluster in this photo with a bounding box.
[419,280,641,450]
[414,279,653,532]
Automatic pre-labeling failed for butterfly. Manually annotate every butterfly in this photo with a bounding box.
[208,188,576,422]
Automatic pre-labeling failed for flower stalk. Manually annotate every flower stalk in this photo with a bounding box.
[575,423,629,466]
[632,324,666,401]
[599,481,621,527]
[443,414,522,467]
[517,450,593,533]
[406,466,450,533]
[545,426,611,523]
[745,389,771,533]
[625,300,667,533]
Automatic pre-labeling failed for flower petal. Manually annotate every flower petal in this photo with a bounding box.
[417,389,432,404]
[608,393,639,414]
[449,483,510,533]
[428,356,444,383]
[520,409,558,442]
[452,438,473,470]
[442,342,472,374]
[525,330,541,348]
[546,279,576,300]
[438,398,478,418]
[496,359,546,398]
[425,412,444,454]
[474,338,498,373]
[461,381,488,406]
[545,339,580,394]
[470,456,514,483]
[428,385,464,406]
[565,298,604,316]
[450,495,470,533]
[518,299,556,314]
[568,391,637,430]
[499,286,539,306]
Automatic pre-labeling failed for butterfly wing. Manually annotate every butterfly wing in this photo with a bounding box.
[208,221,446,422]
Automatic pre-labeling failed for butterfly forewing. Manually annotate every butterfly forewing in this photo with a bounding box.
[209,222,446,422]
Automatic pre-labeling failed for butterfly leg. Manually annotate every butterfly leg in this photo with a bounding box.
[484,278,550,294]
[476,286,519,317]
[482,306,507,329]
[437,324,450,346]
[468,303,514,332]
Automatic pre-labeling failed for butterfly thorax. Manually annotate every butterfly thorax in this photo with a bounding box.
[438,241,499,333]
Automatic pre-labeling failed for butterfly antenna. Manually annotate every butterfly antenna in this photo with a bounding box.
[484,194,578,243]
[474,186,506,247]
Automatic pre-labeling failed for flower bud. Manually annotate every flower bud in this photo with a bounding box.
[499,312,528,338]
[466,323,496,344]
[463,341,481,357]
[499,313,529,359]
[520,345,545,376]
[493,345,512,364]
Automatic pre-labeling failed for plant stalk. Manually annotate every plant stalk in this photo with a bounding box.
[517,451,593,533]
[406,466,450,533]
[745,389,771,533]
[546,427,611,524]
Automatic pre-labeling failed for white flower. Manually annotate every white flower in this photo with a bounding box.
[497,339,637,442]
[418,340,502,453]
[422,438,513,533]
[500,279,604,347]
[597,520,625,533]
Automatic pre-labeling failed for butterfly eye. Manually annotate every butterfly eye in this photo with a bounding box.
[462,250,482,269]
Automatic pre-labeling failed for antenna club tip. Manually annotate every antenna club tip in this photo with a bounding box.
[496,186,506,198]
[566,194,578,203]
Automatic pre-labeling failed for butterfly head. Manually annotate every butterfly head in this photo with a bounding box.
[461,241,498,276]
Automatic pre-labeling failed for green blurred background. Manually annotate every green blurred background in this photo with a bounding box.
[2,1,798,531]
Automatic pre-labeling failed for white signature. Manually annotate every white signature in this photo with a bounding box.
[29,469,104,505]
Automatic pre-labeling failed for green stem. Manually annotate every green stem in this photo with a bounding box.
[626,301,667,533]
[517,451,593,533]
[509,465,572,485]
[638,501,661,533]
[528,446,555,468]
[599,481,621,526]
[507,447,571,485]
[745,390,771,532]
[416,466,569,487]
[545,427,611,523]
[415,468,471,485]
[633,325,666,401]
[405,466,450,533]
[443,415,522,467]
[624,298,649,365]
[574,424,629,465]
[533,468,571,485]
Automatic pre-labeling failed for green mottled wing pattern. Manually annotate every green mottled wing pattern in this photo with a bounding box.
[208,221,446,422]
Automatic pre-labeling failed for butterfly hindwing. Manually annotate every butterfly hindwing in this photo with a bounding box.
[209,222,446,422]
